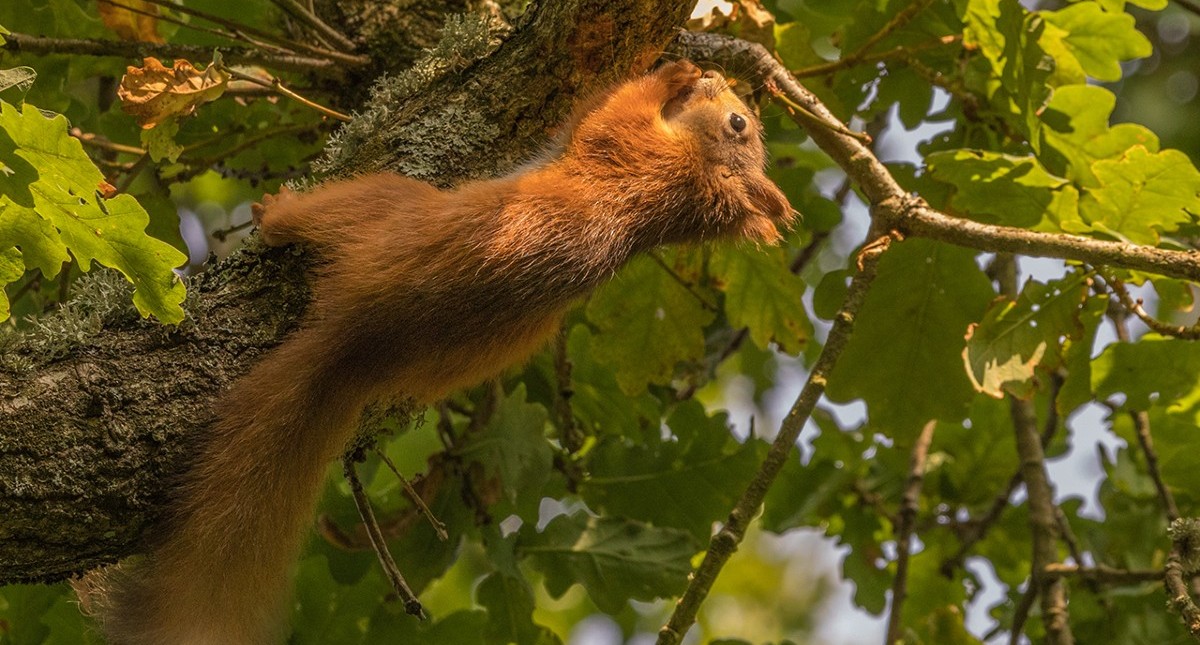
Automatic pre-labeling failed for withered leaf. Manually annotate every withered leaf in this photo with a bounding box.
[118,57,230,129]
[97,0,163,44]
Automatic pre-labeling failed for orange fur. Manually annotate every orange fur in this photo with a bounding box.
[92,60,794,644]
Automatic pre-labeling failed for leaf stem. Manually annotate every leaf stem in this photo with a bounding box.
[220,66,351,122]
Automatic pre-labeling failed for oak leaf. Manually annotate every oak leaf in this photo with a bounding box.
[118,57,229,129]
[97,0,163,44]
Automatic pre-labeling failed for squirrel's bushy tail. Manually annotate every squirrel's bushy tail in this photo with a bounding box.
[91,329,367,645]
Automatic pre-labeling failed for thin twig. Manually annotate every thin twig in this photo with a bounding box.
[170,122,325,182]
[789,0,936,78]
[375,448,449,542]
[1009,579,1038,645]
[342,455,426,619]
[792,34,960,78]
[1132,410,1180,520]
[770,90,871,143]
[1,31,341,74]
[1174,0,1200,18]
[1102,271,1200,340]
[553,332,584,455]
[1042,563,1162,585]
[211,219,254,242]
[220,67,351,122]
[114,154,149,194]
[656,226,892,645]
[72,129,145,156]
[886,420,937,644]
[267,0,357,52]
[1107,303,1182,522]
[111,0,368,66]
[96,0,262,47]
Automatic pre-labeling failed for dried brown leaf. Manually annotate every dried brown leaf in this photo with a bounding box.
[97,0,163,44]
[118,57,230,129]
[686,0,776,50]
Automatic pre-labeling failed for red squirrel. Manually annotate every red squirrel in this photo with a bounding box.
[92,60,793,644]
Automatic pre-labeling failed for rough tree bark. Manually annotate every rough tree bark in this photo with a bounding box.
[0,0,693,584]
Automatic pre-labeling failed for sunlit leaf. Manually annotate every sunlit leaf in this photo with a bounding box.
[0,100,187,322]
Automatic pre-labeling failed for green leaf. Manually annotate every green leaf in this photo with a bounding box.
[580,401,764,542]
[1040,2,1151,82]
[290,556,381,645]
[963,273,1090,399]
[1078,146,1200,244]
[586,254,716,394]
[565,324,662,438]
[709,244,810,354]
[520,512,695,614]
[761,405,867,536]
[140,117,183,163]
[0,101,187,322]
[476,572,559,645]
[1091,335,1200,410]
[1056,293,1108,416]
[0,247,22,319]
[1037,85,1159,187]
[826,240,995,438]
[0,583,102,645]
[965,0,1053,139]
[774,21,823,69]
[926,150,1083,232]
[453,384,554,520]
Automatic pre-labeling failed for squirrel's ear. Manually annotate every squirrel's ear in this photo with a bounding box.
[654,60,702,114]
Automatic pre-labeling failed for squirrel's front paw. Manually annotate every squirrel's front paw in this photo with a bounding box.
[251,186,293,246]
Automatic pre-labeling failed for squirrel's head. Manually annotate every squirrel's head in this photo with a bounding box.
[660,64,796,244]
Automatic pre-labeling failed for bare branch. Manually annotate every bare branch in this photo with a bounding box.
[1010,397,1073,644]
[220,66,352,122]
[267,0,357,52]
[1,31,342,74]
[887,420,936,644]
[110,0,369,66]
[1043,563,1162,585]
[791,0,936,78]
[343,456,426,618]
[1101,271,1200,341]
[657,226,893,645]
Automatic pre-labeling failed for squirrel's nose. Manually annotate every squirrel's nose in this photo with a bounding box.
[701,70,721,80]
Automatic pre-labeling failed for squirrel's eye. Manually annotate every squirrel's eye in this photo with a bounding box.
[729,113,747,133]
